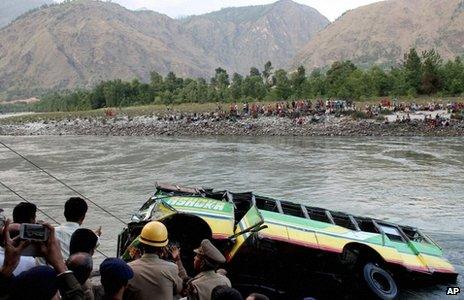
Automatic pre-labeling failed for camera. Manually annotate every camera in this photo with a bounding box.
[19,223,49,242]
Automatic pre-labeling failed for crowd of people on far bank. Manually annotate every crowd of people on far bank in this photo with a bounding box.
[153,98,464,127]
[363,99,464,127]
[0,198,274,300]
[156,100,355,125]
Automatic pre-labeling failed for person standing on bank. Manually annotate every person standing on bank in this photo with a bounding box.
[124,221,185,300]
[185,239,231,300]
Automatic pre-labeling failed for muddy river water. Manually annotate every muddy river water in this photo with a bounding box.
[0,135,462,299]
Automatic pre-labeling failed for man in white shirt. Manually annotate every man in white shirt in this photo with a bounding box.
[55,197,88,260]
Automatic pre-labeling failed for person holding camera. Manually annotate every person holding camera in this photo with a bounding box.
[0,219,84,299]
[0,208,39,277]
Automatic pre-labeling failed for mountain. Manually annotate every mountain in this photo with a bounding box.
[294,0,464,70]
[0,0,53,28]
[182,0,329,74]
[0,0,328,99]
[0,0,222,98]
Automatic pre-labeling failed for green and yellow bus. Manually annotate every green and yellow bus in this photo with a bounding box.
[118,184,458,299]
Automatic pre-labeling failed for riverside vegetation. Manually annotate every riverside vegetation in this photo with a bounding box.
[1,48,464,137]
[2,48,461,113]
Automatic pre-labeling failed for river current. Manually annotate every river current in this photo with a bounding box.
[0,135,462,299]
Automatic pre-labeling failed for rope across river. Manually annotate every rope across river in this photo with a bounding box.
[0,180,110,258]
[0,140,133,258]
[0,140,127,225]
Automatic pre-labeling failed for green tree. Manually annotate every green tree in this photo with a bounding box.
[389,67,409,96]
[249,67,260,77]
[403,48,422,94]
[211,68,230,88]
[273,69,292,99]
[196,78,209,102]
[344,69,370,99]
[303,69,326,97]
[421,49,442,95]
[366,66,391,96]
[290,66,306,98]
[326,61,357,98]
[165,72,183,93]
[150,71,164,93]
[230,73,243,100]
[442,57,464,95]
[262,61,273,85]
[90,83,106,109]
[242,75,266,99]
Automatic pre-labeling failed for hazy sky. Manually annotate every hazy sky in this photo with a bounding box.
[69,0,382,21]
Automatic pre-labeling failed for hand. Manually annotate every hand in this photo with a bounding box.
[169,245,181,262]
[1,220,30,277]
[39,223,67,274]
[94,226,102,237]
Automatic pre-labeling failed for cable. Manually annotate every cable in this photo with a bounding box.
[0,180,59,224]
[0,140,127,225]
[0,179,109,258]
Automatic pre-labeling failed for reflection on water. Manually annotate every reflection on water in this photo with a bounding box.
[0,135,462,298]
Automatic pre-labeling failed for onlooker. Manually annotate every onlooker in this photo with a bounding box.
[125,221,184,300]
[95,258,134,300]
[55,197,88,259]
[70,228,99,256]
[211,286,243,300]
[185,239,231,300]
[0,244,37,276]
[12,202,37,224]
[10,265,59,299]
[67,252,94,300]
[0,220,84,300]
[245,293,269,300]
[0,207,37,276]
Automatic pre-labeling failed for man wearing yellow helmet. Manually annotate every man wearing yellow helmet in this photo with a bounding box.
[124,221,185,300]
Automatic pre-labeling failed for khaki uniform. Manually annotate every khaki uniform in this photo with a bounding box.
[187,270,231,300]
[125,254,184,300]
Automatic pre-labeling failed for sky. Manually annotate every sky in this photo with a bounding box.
[62,0,382,21]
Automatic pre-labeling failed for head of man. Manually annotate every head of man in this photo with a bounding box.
[246,293,269,300]
[64,197,88,225]
[211,286,243,300]
[139,221,168,256]
[12,202,37,224]
[66,252,93,285]
[193,239,226,273]
[10,266,58,300]
[70,228,98,256]
[100,258,134,297]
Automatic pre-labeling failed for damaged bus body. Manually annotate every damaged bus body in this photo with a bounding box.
[117,184,458,299]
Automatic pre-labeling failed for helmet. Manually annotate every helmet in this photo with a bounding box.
[139,221,168,247]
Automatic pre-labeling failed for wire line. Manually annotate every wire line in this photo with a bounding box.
[0,180,59,224]
[0,179,109,258]
[0,140,127,225]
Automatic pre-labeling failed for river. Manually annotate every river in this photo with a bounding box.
[0,135,462,299]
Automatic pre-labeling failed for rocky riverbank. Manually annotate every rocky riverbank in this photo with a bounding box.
[1,115,464,136]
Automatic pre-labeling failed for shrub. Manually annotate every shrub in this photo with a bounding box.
[351,111,369,120]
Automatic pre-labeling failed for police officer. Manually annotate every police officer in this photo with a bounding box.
[125,221,185,300]
[186,239,231,300]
